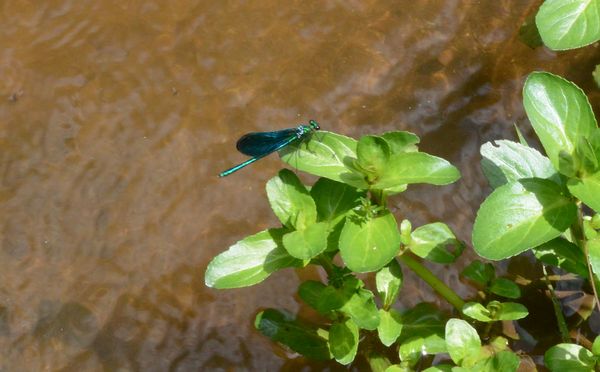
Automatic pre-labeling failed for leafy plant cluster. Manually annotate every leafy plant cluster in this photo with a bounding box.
[206,1,600,371]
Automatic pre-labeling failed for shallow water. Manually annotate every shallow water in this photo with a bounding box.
[1,1,599,370]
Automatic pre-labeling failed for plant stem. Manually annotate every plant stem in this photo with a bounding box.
[399,253,465,311]
[574,203,600,313]
[542,264,570,343]
[316,255,335,278]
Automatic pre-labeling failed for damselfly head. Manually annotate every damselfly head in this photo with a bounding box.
[309,120,320,131]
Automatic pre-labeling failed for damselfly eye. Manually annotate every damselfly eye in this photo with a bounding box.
[309,120,320,130]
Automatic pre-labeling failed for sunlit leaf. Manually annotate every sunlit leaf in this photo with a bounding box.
[408,222,464,264]
[536,0,600,50]
[329,319,359,365]
[568,173,600,213]
[445,319,481,367]
[377,309,403,346]
[266,169,316,230]
[544,343,596,372]
[376,259,403,309]
[473,178,577,260]
[374,152,460,190]
[205,229,301,289]
[282,222,329,260]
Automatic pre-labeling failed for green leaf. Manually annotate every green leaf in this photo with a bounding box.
[495,302,529,321]
[422,365,454,372]
[445,319,482,367]
[376,259,403,308]
[480,140,561,189]
[462,302,493,322]
[266,169,316,230]
[473,178,577,260]
[472,351,520,372]
[536,0,600,50]
[534,237,589,277]
[356,135,391,176]
[461,260,495,286]
[398,303,445,343]
[381,131,420,153]
[374,152,460,189]
[592,335,600,355]
[544,343,596,372]
[298,281,346,314]
[398,334,447,367]
[377,309,403,346]
[329,319,359,365]
[408,222,464,264]
[339,211,401,273]
[523,72,597,170]
[489,278,521,299]
[587,237,600,277]
[282,222,329,260]
[576,136,599,174]
[279,131,366,187]
[340,285,380,330]
[568,173,600,213]
[255,309,331,360]
[205,229,301,289]
[310,178,363,223]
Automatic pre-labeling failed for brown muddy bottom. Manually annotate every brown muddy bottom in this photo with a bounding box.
[1,1,599,370]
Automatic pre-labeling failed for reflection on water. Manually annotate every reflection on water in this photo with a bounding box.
[0,0,598,369]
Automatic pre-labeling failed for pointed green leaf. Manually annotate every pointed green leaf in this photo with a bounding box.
[205,229,301,289]
[445,319,482,367]
[536,0,600,50]
[568,173,600,213]
[523,72,597,170]
[282,222,329,260]
[495,302,529,321]
[480,140,561,188]
[279,131,366,187]
[544,343,596,372]
[376,259,403,308]
[377,309,403,346]
[534,237,589,277]
[489,278,521,299]
[374,152,460,189]
[255,309,331,360]
[462,302,493,322]
[339,211,401,273]
[473,178,577,260]
[266,169,316,230]
[408,222,464,264]
[329,319,359,365]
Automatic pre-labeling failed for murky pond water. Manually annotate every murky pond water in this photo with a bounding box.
[1,1,599,370]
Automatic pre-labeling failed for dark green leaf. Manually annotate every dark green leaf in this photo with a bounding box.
[523,72,597,170]
[298,281,346,314]
[339,211,401,273]
[536,0,600,50]
[205,229,301,289]
[558,150,578,177]
[544,343,596,372]
[376,259,403,308]
[340,284,380,330]
[377,309,403,346]
[461,260,496,286]
[480,140,561,188]
[374,152,460,189]
[473,178,577,260]
[279,131,366,187]
[310,178,363,223]
[445,319,482,367]
[534,238,588,278]
[489,278,521,299]
[266,169,316,230]
[329,319,359,365]
[408,222,464,264]
[472,351,520,372]
[282,222,329,260]
[398,303,445,343]
[518,12,543,48]
[255,309,331,360]
[576,136,599,174]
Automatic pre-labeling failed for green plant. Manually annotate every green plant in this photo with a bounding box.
[535,0,600,51]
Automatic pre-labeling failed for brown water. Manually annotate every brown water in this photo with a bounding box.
[1,1,599,370]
